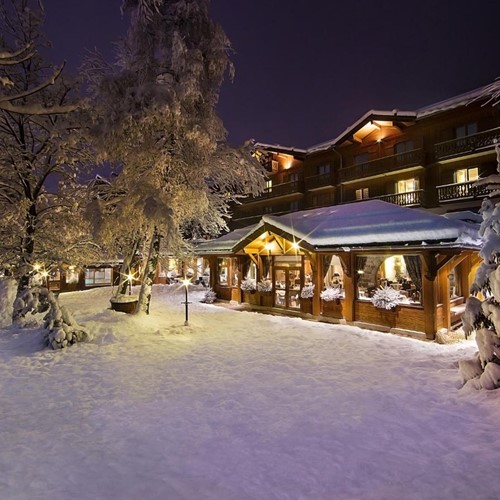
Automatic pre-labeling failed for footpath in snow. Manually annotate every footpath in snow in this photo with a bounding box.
[0,284,499,500]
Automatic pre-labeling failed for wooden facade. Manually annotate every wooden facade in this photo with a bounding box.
[232,84,499,229]
[197,201,481,340]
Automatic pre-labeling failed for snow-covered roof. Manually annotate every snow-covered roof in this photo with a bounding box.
[262,200,480,250]
[416,84,491,119]
[257,81,495,156]
[195,223,263,254]
[197,201,480,254]
[308,110,416,153]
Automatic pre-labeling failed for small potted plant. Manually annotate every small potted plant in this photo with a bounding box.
[257,279,273,307]
[371,285,403,311]
[320,286,344,318]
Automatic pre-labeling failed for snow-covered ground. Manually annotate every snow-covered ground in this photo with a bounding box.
[0,284,499,500]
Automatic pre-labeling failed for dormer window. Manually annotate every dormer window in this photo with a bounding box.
[454,122,477,138]
[317,164,331,175]
[354,153,369,165]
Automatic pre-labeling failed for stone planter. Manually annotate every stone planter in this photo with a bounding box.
[321,299,343,319]
[110,295,138,314]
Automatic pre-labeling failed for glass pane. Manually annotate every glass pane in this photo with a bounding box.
[469,167,479,181]
[455,169,467,184]
[289,269,301,291]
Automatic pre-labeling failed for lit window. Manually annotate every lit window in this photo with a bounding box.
[355,187,369,200]
[455,167,479,183]
[397,178,419,193]
[85,268,112,286]
[265,180,273,192]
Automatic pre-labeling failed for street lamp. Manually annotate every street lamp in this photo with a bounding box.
[181,277,192,326]
[126,272,135,295]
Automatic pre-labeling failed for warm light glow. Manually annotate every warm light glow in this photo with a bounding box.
[181,277,192,287]
[265,243,273,252]
[33,263,42,272]
[40,270,49,278]
[291,242,300,251]
[126,273,135,283]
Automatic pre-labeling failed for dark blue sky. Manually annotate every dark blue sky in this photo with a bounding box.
[43,0,500,148]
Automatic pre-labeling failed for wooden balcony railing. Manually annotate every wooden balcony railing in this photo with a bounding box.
[434,127,500,160]
[437,181,489,201]
[233,201,303,220]
[339,149,424,182]
[304,172,334,190]
[245,179,303,202]
[375,190,424,206]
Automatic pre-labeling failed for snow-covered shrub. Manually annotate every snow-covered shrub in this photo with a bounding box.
[257,279,272,293]
[43,291,92,350]
[371,285,403,310]
[240,278,256,292]
[203,288,217,304]
[320,287,344,301]
[300,284,315,299]
[459,144,500,389]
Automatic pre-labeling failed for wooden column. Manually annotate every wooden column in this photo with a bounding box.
[340,252,354,322]
[422,252,438,340]
[438,267,451,331]
[312,254,322,316]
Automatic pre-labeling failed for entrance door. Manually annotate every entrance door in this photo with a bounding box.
[274,267,301,310]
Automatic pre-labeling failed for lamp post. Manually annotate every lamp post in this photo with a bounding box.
[126,273,134,295]
[181,278,191,326]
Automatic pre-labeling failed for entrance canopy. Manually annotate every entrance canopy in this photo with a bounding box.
[196,200,480,255]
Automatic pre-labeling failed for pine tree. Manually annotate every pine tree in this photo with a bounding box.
[459,143,500,389]
[85,0,265,314]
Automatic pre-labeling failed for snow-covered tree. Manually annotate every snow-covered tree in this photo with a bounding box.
[459,143,500,389]
[0,0,94,325]
[85,0,265,314]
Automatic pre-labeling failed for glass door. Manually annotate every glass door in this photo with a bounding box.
[274,267,301,310]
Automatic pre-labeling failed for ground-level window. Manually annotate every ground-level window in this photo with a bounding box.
[66,266,80,285]
[322,255,345,298]
[85,267,112,286]
[455,167,478,184]
[217,257,239,287]
[356,254,422,304]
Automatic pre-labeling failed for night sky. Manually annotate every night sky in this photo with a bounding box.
[43,0,500,149]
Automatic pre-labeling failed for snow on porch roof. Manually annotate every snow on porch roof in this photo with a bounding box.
[262,200,480,249]
[194,223,263,254]
[196,200,480,255]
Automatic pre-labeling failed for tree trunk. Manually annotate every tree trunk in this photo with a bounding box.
[136,227,161,315]
[12,204,37,323]
[115,236,142,297]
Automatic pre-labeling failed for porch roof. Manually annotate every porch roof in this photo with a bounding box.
[196,200,480,254]
[195,223,263,254]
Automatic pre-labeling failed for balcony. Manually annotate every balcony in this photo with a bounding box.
[233,201,303,220]
[339,149,425,183]
[375,190,424,207]
[304,172,334,190]
[434,127,500,160]
[437,181,489,202]
[244,179,303,202]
